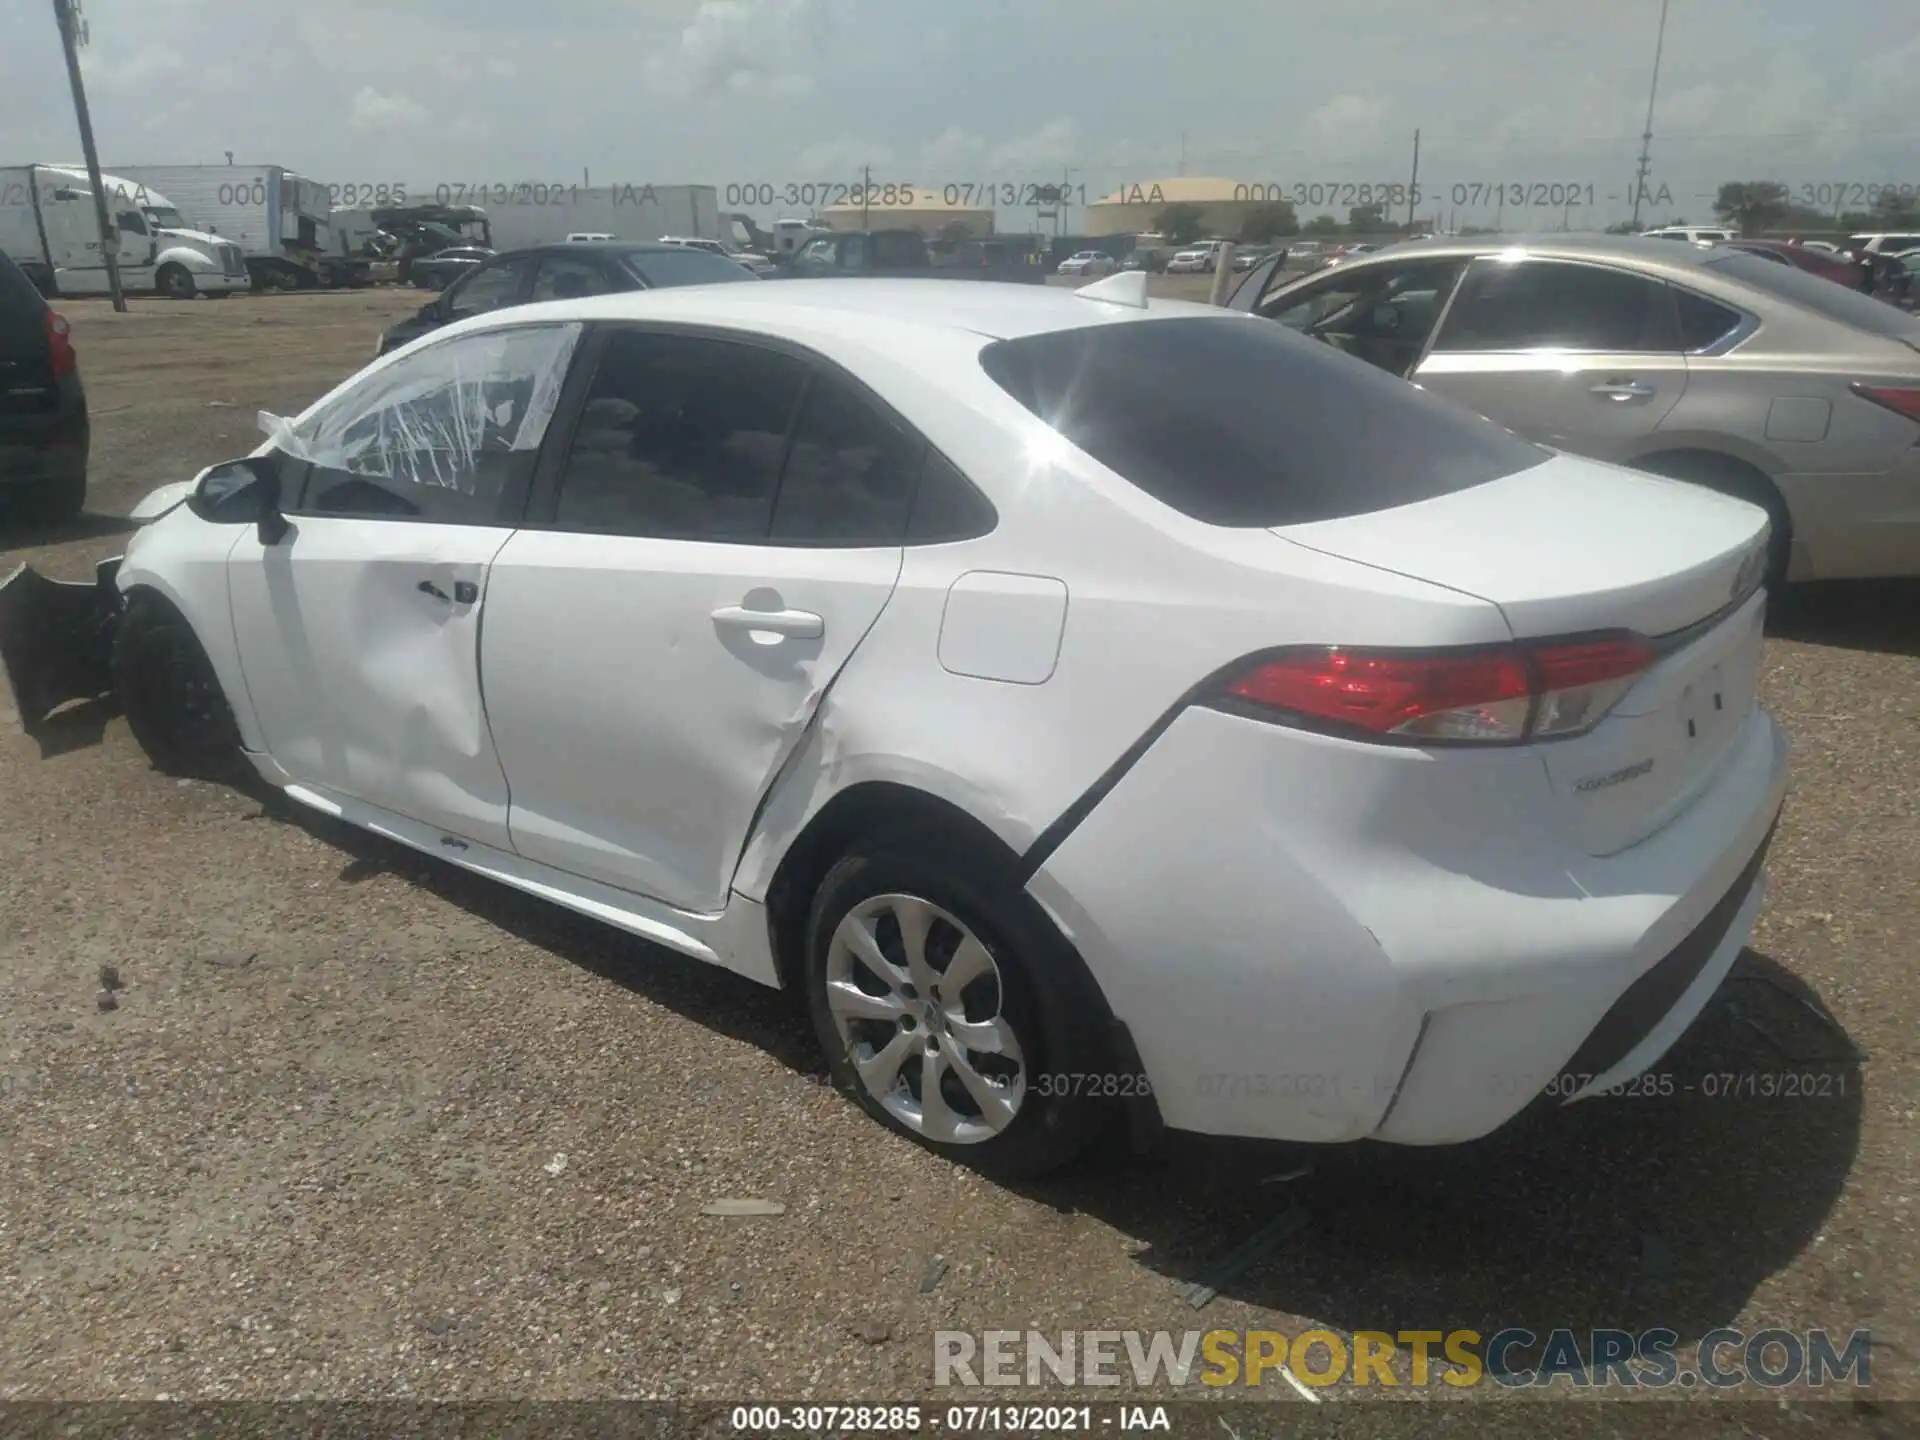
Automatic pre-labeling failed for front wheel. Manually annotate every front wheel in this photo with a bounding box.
[112,592,249,782]
[803,837,1115,1178]
[156,264,196,300]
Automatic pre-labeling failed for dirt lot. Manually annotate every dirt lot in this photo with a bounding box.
[1,289,1916,1426]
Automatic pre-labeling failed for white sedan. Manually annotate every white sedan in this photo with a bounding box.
[6,271,1788,1176]
[1056,251,1116,277]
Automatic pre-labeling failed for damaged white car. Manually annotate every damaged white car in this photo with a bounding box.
[0,272,1788,1176]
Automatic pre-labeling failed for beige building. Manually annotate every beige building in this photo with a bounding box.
[1083,176,1272,239]
[816,187,993,236]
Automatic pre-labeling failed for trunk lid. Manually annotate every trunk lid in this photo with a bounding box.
[1274,453,1773,855]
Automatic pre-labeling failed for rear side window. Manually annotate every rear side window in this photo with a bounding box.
[979,316,1547,527]
[552,330,806,539]
[1673,288,1744,351]
[769,373,924,544]
[1433,260,1680,352]
[1704,249,1920,339]
[620,248,757,288]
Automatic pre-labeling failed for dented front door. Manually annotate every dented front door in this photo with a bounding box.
[227,516,517,850]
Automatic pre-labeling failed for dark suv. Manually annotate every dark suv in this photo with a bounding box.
[376,241,759,356]
[0,250,88,520]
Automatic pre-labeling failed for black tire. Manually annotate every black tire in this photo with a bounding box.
[1634,451,1793,589]
[803,832,1116,1178]
[156,264,195,300]
[112,591,249,783]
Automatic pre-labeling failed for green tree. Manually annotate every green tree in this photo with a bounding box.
[1712,182,1790,236]
[1303,213,1341,236]
[1872,189,1920,227]
[1153,203,1206,244]
[1605,220,1638,234]
[1347,202,1387,233]
[1237,200,1298,243]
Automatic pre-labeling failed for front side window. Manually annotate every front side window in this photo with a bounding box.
[446,257,531,320]
[1259,260,1467,376]
[285,323,581,523]
[1431,260,1680,352]
[116,210,148,237]
[551,330,807,539]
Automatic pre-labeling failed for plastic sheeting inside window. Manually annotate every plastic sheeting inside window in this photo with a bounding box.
[261,323,582,504]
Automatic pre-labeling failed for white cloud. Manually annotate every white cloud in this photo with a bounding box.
[78,44,187,92]
[919,127,988,175]
[792,136,894,174]
[650,0,824,100]
[348,87,428,134]
[1303,93,1392,154]
[988,118,1081,172]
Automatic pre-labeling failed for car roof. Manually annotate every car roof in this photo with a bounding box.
[1347,232,1743,275]
[466,277,1229,345]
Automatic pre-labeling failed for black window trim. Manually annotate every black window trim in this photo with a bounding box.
[1669,282,1759,357]
[519,319,998,547]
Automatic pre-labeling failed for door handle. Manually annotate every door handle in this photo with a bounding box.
[711,605,825,639]
[417,579,480,604]
[1591,379,1656,402]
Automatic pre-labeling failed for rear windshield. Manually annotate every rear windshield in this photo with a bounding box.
[0,251,48,320]
[978,315,1548,527]
[1703,250,1920,339]
[619,248,758,288]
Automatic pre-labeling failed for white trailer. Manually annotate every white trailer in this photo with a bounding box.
[472,183,720,251]
[112,164,342,289]
[1,163,246,298]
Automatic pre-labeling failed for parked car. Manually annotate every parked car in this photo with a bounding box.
[566,232,616,243]
[1717,238,1869,289]
[1231,234,1920,583]
[1846,232,1920,261]
[1166,241,1226,274]
[376,241,758,356]
[410,246,495,290]
[1640,226,1735,244]
[1231,246,1275,271]
[0,248,87,520]
[1284,240,1330,270]
[1056,251,1117,278]
[658,235,778,277]
[0,277,1787,1177]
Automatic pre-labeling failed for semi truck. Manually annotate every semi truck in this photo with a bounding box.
[474,183,721,250]
[111,165,354,290]
[0,163,246,299]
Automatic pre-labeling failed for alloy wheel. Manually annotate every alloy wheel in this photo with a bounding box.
[824,893,1027,1144]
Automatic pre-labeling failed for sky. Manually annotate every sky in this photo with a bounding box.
[4,0,1916,228]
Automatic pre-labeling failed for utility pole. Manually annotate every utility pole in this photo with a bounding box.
[1178,131,1187,176]
[861,164,871,229]
[1629,0,1671,231]
[51,0,125,310]
[1405,129,1420,231]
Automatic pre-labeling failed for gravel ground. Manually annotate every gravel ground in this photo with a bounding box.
[0,288,1914,1427]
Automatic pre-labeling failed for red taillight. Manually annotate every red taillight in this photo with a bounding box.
[1221,635,1657,745]
[1850,383,1920,422]
[46,311,77,377]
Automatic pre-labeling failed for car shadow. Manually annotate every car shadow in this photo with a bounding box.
[0,509,137,551]
[1012,948,1866,1375]
[247,784,824,1077]
[1768,579,1920,658]
[235,786,1864,1371]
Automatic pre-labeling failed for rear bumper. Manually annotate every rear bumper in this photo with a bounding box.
[1,390,89,487]
[1026,702,1790,1146]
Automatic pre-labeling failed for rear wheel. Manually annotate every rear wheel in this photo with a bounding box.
[112,592,248,782]
[803,834,1115,1178]
[1634,451,1793,589]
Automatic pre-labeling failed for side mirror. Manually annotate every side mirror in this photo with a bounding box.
[189,456,288,543]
